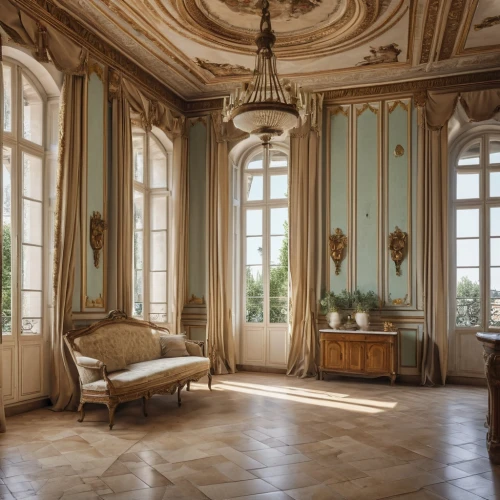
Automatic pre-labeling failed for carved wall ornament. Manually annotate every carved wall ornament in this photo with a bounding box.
[383,321,397,332]
[356,43,401,66]
[88,60,105,81]
[356,103,379,116]
[194,58,253,77]
[188,294,205,305]
[90,211,108,268]
[35,23,49,63]
[388,293,410,306]
[394,144,405,157]
[329,228,347,276]
[331,106,349,117]
[474,15,500,31]
[388,100,409,113]
[389,226,407,277]
[85,294,104,308]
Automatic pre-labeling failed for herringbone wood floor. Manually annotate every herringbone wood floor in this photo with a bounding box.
[1,372,499,499]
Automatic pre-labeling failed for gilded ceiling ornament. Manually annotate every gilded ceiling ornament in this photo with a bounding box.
[329,228,347,276]
[356,43,401,66]
[394,144,405,157]
[420,0,440,64]
[216,0,322,20]
[90,211,108,269]
[438,0,467,60]
[474,15,500,31]
[389,226,407,277]
[35,23,49,63]
[194,58,252,77]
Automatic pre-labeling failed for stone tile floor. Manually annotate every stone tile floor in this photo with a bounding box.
[1,372,499,499]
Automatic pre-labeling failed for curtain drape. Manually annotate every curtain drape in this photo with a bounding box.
[51,74,87,411]
[206,113,238,374]
[0,38,7,432]
[108,86,133,315]
[418,88,500,385]
[287,96,323,378]
[171,128,189,333]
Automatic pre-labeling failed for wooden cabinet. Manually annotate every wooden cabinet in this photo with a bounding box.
[319,330,397,384]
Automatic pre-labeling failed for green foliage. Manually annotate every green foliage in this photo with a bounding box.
[246,221,288,323]
[456,276,480,327]
[2,224,11,331]
[320,289,351,313]
[352,289,380,313]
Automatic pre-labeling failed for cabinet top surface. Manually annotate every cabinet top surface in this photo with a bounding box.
[319,329,397,336]
[477,332,500,344]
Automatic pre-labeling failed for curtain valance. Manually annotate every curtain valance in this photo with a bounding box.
[425,89,500,129]
[0,0,87,74]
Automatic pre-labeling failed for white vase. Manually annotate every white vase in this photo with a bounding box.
[355,312,370,330]
[327,311,342,329]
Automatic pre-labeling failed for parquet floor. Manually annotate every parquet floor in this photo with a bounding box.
[1,372,499,500]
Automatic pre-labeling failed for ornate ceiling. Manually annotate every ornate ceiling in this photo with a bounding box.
[52,0,500,100]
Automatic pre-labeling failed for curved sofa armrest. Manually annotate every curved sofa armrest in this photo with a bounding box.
[185,340,205,357]
[75,356,104,370]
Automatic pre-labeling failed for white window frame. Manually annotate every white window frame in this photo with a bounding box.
[241,145,289,327]
[2,60,48,340]
[132,128,172,325]
[450,131,500,333]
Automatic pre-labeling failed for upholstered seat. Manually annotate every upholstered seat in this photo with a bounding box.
[83,356,209,393]
[64,310,212,429]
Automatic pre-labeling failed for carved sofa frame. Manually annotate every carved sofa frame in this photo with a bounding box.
[64,310,212,429]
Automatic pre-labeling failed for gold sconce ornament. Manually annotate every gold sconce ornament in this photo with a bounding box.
[90,211,108,268]
[329,228,347,276]
[389,226,407,277]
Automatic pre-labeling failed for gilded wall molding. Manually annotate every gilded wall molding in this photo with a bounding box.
[356,103,379,116]
[88,59,105,82]
[419,0,440,64]
[331,106,349,117]
[10,0,184,113]
[388,100,409,113]
[323,70,500,103]
[438,0,468,60]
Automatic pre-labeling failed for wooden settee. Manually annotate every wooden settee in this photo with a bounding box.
[64,310,211,429]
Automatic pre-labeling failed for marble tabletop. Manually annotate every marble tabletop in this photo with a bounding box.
[319,329,398,336]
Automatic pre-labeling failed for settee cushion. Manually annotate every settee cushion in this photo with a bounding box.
[82,356,210,393]
[160,334,189,358]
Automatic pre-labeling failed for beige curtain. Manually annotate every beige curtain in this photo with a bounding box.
[418,89,500,385]
[171,127,189,333]
[108,84,133,315]
[51,74,88,411]
[0,38,7,432]
[206,113,237,374]
[287,96,323,378]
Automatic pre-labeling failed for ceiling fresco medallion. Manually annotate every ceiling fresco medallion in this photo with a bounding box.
[356,43,401,66]
[474,15,500,31]
[217,0,322,20]
[194,58,253,76]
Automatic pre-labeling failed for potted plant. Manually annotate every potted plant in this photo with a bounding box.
[320,290,350,329]
[352,290,380,330]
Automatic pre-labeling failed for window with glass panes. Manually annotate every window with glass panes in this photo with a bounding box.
[132,130,170,323]
[453,135,500,329]
[2,62,45,336]
[243,147,289,324]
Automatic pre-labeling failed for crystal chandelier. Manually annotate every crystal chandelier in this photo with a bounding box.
[223,0,306,144]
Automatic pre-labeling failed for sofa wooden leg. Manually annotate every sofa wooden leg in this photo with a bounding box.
[208,372,213,391]
[177,386,182,407]
[187,381,191,391]
[77,402,85,423]
[107,402,119,430]
[142,397,148,417]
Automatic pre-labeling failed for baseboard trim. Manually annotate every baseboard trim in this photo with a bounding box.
[446,375,487,387]
[5,397,51,417]
[236,364,287,374]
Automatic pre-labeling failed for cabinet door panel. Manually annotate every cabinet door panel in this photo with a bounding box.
[366,343,389,373]
[323,340,345,369]
[347,342,365,372]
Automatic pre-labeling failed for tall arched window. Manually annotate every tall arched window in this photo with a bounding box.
[240,145,289,368]
[451,133,500,331]
[132,128,172,324]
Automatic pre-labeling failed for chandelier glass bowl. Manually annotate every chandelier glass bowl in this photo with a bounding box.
[223,0,304,144]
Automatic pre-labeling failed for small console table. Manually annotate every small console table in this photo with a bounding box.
[319,329,398,385]
[476,333,500,464]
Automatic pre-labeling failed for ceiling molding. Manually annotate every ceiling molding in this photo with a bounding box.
[10,0,186,113]
[419,0,440,64]
[438,0,468,60]
[323,69,500,102]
